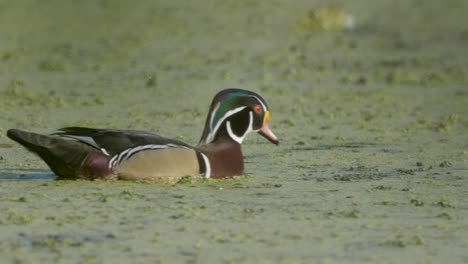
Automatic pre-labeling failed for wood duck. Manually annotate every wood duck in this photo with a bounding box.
[7,88,279,180]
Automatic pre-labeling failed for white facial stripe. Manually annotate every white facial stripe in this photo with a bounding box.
[200,153,211,178]
[205,106,247,144]
[226,111,254,144]
[209,103,220,131]
[251,95,267,112]
[226,121,242,144]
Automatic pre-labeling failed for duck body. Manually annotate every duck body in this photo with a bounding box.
[7,89,278,180]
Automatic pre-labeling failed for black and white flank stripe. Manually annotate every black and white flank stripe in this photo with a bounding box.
[106,144,211,178]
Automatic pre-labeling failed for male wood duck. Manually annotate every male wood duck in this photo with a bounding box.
[7,88,279,180]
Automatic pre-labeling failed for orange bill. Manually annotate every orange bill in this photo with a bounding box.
[258,111,279,145]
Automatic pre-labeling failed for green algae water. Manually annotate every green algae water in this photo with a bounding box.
[0,1,467,263]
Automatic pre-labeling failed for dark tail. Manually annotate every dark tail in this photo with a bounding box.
[7,129,96,179]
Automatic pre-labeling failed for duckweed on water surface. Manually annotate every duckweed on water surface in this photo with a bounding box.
[0,0,468,263]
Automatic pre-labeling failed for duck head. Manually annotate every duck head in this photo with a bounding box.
[199,88,279,146]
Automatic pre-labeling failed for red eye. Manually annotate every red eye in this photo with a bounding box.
[254,104,263,114]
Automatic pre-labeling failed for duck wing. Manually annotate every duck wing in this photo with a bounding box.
[52,127,192,156]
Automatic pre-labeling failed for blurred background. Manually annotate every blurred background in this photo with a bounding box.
[0,1,467,263]
[1,1,467,132]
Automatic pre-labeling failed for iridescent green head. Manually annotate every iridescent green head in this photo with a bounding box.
[199,88,279,146]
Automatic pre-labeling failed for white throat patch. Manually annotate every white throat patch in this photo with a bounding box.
[226,111,254,144]
[204,106,247,144]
